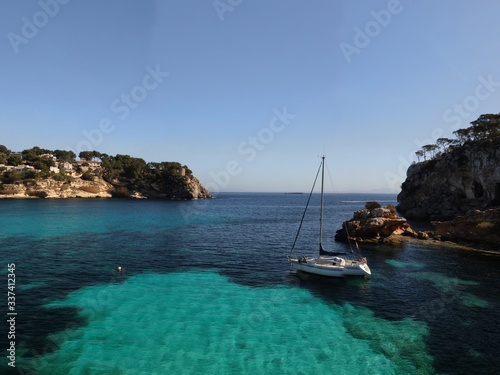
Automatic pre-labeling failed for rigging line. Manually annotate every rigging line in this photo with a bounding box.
[325,158,362,258]
[343,221,356,255]
[289,159,323,256]
[343,218,363,258]
[324,159,337,194]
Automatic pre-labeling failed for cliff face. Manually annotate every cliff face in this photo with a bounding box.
[0,178,114,198]
[433,208,500,246]
[0,175,212,200]
[335,207,412,243]
[111,175,212,200]
[397,140,500,220]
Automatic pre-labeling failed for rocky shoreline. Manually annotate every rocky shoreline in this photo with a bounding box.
[0,175,212,200]
[335,206,432,244]
[392,115,500,249]
[432,207,500,247]
[335,205,500,252]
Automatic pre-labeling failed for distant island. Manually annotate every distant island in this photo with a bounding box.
[0,146,212,200]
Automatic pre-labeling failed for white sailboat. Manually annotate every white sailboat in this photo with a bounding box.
[288,156,371,277]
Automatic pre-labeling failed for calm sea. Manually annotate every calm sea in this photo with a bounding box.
[0,193,499,374]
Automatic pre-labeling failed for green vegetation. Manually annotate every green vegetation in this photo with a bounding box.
[54,150,76,162]
[7,155,22,166]
[1,171,24,184]
[100,154,193,190]
[80,170,95,181]
[386,204,397,215]
[365,201,381,210]
[52,173,73,183]
[477,221,495,230]
[0,145,193,188]
[78,150,101,161]
[415,113,500,162]
[0,146,12,165]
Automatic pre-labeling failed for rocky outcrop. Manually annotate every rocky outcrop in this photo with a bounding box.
[111,175,212,200]
[397,139,500,220]
[433,208,500,246]
[0,178,114,198]
[335,207,415,244]
[0,175,211,200]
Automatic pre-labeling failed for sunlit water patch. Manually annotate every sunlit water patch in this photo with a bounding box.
[24,271,433,375]
[458,292,490,308]
[409,271,488,309]
[17,281,47,291]
[412,272,479,291]
[385,259,426,269]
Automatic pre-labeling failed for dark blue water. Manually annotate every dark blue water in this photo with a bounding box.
[0,193,498,374]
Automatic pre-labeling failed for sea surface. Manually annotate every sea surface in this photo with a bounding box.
[0,193,499,375]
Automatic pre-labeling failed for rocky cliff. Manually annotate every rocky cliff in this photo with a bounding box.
[432,208,500,246]
[0,175,212,200]
[335,206,417,244]
[397,139,500,220]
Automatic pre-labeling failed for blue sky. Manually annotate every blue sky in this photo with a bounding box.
[1,0,499,193]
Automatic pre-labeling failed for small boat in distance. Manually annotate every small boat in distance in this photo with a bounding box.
[288,156,371,278]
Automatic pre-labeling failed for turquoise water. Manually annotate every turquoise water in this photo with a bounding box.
[0,193,499,374]
[26,272,431,375]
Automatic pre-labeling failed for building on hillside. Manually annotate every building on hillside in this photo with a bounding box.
[60,161,73,171]
[40,154,57,161]
[78,159,102,171]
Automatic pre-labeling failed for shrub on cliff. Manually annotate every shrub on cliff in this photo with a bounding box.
[52,174,65,182]
[6,155,22,166]
[1,171,23,184]
[101,154,147,180]
[81,171,95,181]
[365,201,381,210]
[386,205,397,215]
[414,113,500,163]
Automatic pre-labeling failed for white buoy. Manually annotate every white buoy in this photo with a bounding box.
[117,266,122,272]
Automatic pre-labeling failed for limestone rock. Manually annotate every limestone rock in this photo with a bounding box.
[432,207,500,246]
[397,139,500,220]
[0,184,28,197]
[335,207,412,242]
[0,175,212,200]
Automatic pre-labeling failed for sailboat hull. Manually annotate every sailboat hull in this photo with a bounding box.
[288,256,371,277]
[288,156,372,278]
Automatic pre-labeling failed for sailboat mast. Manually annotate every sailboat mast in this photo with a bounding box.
[319,155,325,252]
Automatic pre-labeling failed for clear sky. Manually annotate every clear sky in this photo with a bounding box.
[1,0,499,193]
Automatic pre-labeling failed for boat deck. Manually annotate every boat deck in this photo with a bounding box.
[289,256,371,276]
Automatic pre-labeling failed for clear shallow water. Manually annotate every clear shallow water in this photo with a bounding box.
[0,193,499,374]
